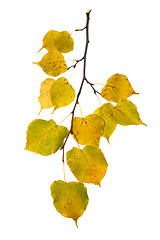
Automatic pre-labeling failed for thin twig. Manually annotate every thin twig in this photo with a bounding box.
[67,57,84,70]
[85,78,101,96]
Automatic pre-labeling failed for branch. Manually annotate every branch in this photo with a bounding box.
[85,78,101,96]
[61,10,91,152]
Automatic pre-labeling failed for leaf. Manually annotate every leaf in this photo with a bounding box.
[72,114,105,147]
[25,119,69,156]
[101,73,137,103]
[55,31,74,53]
[115,100,146,126]
[38,77,75,113]
[33,50,67,77]
[50,77,75,113]
[38,78,55,113]
[66,146,108,186]
[38,30,60,52]
[38,30,74,53]
[94,103,117,142]
[50,180,89,227]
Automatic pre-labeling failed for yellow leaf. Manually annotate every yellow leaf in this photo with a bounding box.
[55,31,74,53]
[33,50,67,77]
[38,30,60,52]
[25,119,69,156]
[66,146,108,186]
[50,180,89,227]
[50,77,75,113]
[72,114,105,147]
[101,73,137,103]
[38,78,55,113]
[38,30,74,53]
[115,100,146,126]
[94,103,117,142]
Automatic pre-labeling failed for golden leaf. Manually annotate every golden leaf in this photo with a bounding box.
[50,77,75,113]
[33,50,67,77]
[101,73,137,103]
[72,114,105,147]
[67,146,108,186]
[38,78,55,113]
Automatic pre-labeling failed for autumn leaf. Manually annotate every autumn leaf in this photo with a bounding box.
[66,145,108,186]
[50,77,75,113]
[72,114,105,147]
[101,73,138,103]
[38,30,74,53]
[94,103,117,142]
[55,31,74,53]
[33,50,67,77]
[38,30,60,52]
[115,100,146,126]
[50,180,89,227]
[25,119,69,156]
[38,77,75,113]
[38,78,55,113]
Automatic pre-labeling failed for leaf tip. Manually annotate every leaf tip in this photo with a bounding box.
[142,122,147,126]
[38,108,42,115]
[37,46,44,53]
[33,61,39,66]
[74,219,78,228]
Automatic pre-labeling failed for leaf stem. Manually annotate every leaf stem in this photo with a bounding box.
[62,147,66,182]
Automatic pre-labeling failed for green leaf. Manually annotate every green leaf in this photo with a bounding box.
[94,103,117,142]
[25,119,69,156]
[115,100,146,126]
[38,78,55,113]
[38,30,74,53]
[33,50,67,77]
[50,77,75,113]
[50,180,89,227]
[101,73,137,103]
[72,114,105,147]
[66,146,108,186]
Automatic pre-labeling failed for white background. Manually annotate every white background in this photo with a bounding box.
[0,0,160,239]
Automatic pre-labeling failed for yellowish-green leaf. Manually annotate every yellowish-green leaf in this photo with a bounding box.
[94,103,117,142]
[66,146,108,186]
[25,119,69,156]
[72,114,105,147]
[115,100,146,126]
[55,31,74,53]
[38,78,55,113]
[101,73,138,103]
[38,30,60,52]
[33,50,67,77]
[50,180,89,227]
[38,30,74,53]
[50,77,75,113]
